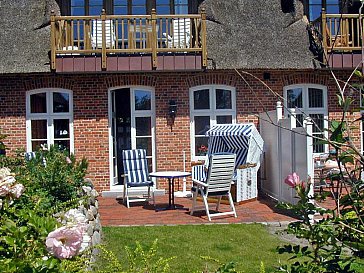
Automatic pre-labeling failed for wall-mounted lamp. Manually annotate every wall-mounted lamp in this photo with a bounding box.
[168,100,177,122]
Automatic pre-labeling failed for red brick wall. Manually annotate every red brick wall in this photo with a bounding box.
[0,69,361,192]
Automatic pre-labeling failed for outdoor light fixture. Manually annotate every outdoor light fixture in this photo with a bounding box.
[168,100,177,121]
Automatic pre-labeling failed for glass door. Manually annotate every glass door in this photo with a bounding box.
[109,87,155,189]
[131,89,155,172]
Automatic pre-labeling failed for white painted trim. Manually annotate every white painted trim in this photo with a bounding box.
[189,85,237,161]
[283,84,328,155]
[107,86,156,192]
[26,88,74,153]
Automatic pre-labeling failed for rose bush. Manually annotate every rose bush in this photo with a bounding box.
[0,145,96,273]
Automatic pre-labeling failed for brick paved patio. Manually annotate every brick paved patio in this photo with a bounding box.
[99,194,299,226]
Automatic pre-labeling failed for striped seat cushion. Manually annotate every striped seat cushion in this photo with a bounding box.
[122,149,153,187]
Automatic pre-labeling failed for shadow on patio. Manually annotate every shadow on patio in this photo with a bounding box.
[98,194,299,226]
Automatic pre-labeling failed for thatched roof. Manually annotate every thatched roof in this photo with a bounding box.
[202,0,315,69]
[0,0,315,74]
[0,0,60,74]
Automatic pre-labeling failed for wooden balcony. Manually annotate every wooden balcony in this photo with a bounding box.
[50,9,207,72]
[312,10,364,68]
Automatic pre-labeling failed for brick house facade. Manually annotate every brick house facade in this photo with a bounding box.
[0,69,361,193]
[0,0,363,195]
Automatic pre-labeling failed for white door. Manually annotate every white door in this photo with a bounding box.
[109,87,156,190]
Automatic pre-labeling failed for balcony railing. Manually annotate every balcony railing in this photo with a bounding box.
[50,9,207,71]
[312,10,364,56]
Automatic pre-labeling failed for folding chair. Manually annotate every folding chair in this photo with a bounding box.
[122,149,155,208]
[190,153,237,221]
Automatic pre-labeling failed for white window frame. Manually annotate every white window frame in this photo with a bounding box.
[26,88,74,153]
[283,84,328,155]
[189,85,236,161]
[108,86,156,191]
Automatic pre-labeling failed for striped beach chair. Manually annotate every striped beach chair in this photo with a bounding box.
[122,149,155,208]
[190,153,237,221]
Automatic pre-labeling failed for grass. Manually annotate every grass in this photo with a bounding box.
[99,223,292,273]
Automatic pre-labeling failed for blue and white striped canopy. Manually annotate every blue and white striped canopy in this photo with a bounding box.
[206,124,254,167]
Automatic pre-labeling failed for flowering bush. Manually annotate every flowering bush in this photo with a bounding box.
[277,172,363,272]
[46,225,84,259]
[0,167,25,206]
[197,144,208,156]
[0,145,95,273]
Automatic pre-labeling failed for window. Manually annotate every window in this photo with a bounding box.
[26,89,74,153]
[61,0,197,15]
[305,0,341,21]
[190,85,236,160]
[284,84,328,154]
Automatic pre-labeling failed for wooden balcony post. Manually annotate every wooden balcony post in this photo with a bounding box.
[151,9,157,68]
[101,9,107,70]
[321,8,328,63]
[201,8,207,68]
[50,10,56,70]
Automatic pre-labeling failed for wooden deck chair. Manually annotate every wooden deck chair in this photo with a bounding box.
[326,21,351,49]
[122,149,155,208]
[91,19,116,49]
[190,153,237,221]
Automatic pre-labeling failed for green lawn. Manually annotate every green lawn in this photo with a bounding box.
[99,223,292,273]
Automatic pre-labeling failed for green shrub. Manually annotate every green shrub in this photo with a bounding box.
[0,145,90,272]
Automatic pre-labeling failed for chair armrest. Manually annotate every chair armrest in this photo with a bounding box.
[192,178,208,188]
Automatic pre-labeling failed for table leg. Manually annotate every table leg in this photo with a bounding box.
[171,177,175,208]
[168,177,172,208]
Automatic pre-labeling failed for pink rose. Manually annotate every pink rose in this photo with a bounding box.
[284,172,300,188]
[66,157,72,164]
[9,183,25,199]
[46,226,83,259]
[0,183,10,197]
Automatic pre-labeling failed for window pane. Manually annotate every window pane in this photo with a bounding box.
[133,0,146,4]
[217,115,232,124]
[287,88,303,108]
[31,120,47,139]
[195,137,208,156]
[135,90,151,110]
[32,141,47,151]
[136,117,151,136]
[136,137,152,155]
[308,88,323,108]
[310,114,325,153]
[54,119,70,138]
[53,92,70,113]
[72,0,85,6]
[132,7,146,14]
[216,89,232,109]
[194,116,210,135]
[71,7,85,15]
[175,6,188,14]
[90,6,103,15]
[30,93,47,113]
[156,6,170,14]
[194,89,209,110]
[295,114,304,128]
[114,6,127,14]
[90,0,103,4]
[313,134,325,153]
[310,114,324,132]
[326,5,339,14]
[54,140,70,151]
